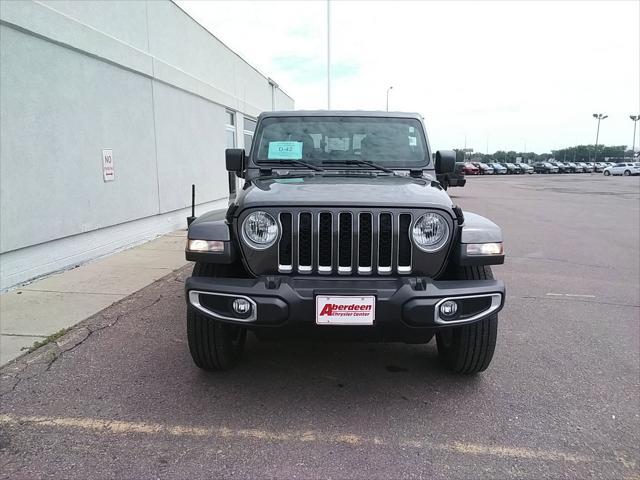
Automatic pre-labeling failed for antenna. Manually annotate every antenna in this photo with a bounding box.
[186,184,196,226]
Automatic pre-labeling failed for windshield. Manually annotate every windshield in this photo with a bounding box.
[254,116,429,168]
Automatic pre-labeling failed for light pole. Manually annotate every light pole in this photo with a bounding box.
[630,115,640,156]
[386,86,393,112]
[327,0,331,110]
[592,113,608,163]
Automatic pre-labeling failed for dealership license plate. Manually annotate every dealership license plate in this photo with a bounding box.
[315,295,376,326]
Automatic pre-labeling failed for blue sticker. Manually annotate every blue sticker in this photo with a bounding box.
[268,141,303,160]
[274,178,304,183]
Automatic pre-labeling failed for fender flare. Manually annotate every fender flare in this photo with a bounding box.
[454,211,504,266]
[186,209,236,263]
[460,211,502,244]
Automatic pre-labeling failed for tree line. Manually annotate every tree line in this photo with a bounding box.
[454,145,633,164]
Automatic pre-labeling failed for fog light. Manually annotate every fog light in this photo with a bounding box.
[440,300,458,317]
[232,298,251,315]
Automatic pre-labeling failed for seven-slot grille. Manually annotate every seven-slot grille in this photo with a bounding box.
[278,210,413,275]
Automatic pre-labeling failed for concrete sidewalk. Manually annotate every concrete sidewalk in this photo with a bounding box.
[0,230,189,365]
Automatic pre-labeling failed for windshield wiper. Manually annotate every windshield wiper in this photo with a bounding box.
[322,159,396,174]
[273,159,324,172]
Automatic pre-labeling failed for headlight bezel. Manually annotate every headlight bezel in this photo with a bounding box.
[241,210,279,249]
[411,212,450,253]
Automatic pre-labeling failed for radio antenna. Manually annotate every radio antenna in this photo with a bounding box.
[187,184,196,226]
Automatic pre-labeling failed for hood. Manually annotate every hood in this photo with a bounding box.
[235,174,454,210]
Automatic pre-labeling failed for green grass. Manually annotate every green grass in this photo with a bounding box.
[22,327,72,353]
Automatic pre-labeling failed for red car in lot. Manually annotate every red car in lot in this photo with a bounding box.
[462,162,480,175]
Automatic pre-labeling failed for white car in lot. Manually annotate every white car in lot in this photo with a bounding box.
[603,162,640,176]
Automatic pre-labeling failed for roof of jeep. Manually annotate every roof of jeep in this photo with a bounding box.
[258,110,424,120]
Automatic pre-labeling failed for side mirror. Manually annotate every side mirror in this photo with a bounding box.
[226,148,245,173]
[435,150,456,174]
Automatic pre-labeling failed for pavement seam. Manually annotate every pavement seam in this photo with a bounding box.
[0,334,47,338]
[521,295,640,308]
[17,289,125,296]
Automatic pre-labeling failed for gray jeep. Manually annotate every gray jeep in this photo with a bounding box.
[185,111,505,374]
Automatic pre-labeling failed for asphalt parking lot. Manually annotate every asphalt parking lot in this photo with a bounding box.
[1,174,638,479]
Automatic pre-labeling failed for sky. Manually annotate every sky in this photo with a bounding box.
[177,0,640,154]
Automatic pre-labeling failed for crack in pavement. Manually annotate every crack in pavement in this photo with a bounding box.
[0,295,164,397]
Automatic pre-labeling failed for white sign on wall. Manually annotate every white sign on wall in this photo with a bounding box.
[102,149,114,182]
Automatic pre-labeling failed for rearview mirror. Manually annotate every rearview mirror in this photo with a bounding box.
[226,149,245,173]
[435,150,456,174]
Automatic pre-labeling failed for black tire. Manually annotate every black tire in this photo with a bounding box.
[604,170,610,176]
[436,265,498,374]
[624,170,631,176]
[187,262,247,371]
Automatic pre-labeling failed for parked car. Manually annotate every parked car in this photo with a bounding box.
[517,163,534,174]
[437,162,467,190]
[490,163,507,174]
[472,162,494,174]
[533,162,559,174]
[576,162,594,173]
[603,162,640,176]
[186,110,506,374]
[549,162,570,173]
[564,162,578,173]
[463,162,480,175]
[500,163,519,174]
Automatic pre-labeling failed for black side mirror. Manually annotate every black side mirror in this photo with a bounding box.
[226,148,245,173]
[435,150,456,174]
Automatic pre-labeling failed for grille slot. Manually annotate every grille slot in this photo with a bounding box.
[338,213,353,273]
[398,213,412,273]
[378,213,392,273]
[278,213,292,272]
[358,213,373,273]
[298,212,312,272]
[277,210,416,275]
[318,212,333,273]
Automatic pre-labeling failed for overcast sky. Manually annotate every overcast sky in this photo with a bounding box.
[177,0,639,154]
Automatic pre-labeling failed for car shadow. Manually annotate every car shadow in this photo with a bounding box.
[174,334,488,421]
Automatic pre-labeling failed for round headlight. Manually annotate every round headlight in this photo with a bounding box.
[242,211,279,249]
[412,213,449,252]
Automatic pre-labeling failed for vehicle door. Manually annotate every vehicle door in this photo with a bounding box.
[612,163,624,174]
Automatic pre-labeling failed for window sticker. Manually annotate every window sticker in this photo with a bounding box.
[268,141,303,160]
[274,177,305,183]
[409,136,417,146]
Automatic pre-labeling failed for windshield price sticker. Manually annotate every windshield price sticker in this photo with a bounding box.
[268,141,303,160]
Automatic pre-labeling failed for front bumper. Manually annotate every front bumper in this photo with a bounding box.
[186,275,505,329]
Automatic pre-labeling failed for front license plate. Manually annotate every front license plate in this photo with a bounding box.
[315,295,375,326]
